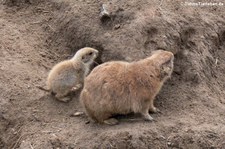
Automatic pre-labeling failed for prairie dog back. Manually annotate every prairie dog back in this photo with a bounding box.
[80,50,174,124]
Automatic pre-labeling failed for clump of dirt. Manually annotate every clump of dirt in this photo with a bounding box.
[0,0,225,148]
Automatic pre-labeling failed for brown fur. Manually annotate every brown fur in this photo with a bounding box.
[80,50,174,124]
[47,47,98,102]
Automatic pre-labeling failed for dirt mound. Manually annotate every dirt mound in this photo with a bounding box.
[0,0,225,148]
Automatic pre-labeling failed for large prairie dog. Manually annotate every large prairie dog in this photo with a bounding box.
[47,47,98,102]
[80,50,174,124]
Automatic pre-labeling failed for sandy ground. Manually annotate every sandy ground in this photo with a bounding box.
[0,0,225,148]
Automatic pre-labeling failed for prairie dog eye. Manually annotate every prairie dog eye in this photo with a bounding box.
[88,52,93,55]
[82,56,85,60]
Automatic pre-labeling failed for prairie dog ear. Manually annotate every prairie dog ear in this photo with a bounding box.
[81,53,94,63]
[81,54,91,63]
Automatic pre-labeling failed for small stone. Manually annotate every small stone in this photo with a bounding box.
[39,52,47,57]
[100,4,110,19]
[85,121,90,124]
[167,141,171,146]
[114,24,120,30]
[70,112,84,117]
[159,135,165,139]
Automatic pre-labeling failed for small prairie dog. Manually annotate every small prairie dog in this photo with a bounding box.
[47,47,98,102]
[80,50,174,124]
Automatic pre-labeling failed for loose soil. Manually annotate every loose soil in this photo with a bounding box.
[0,0,225,148]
